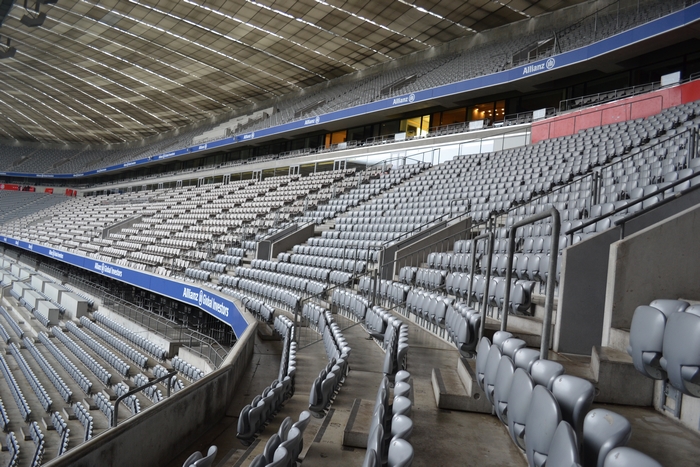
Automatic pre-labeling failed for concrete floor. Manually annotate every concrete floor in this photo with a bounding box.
[167,311,526,467]
[166,305,700,467]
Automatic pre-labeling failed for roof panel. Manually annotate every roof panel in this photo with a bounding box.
[0,0,588,142]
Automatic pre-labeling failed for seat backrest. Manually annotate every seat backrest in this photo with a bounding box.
[279,427,302,463]
[582,409,631,467]
[182,451,202,467]
[392,396,411,417]
[366,424,384,463]
[551,375,595,444]
[362,448,381,467]
[387,438,414,467]
[263,435,281,464]
[277,417,292,442]
[602,447,662,467]
[514,348,540,373]
[525,385,562,467]
[507,368,535,450]
[192,445,217,467]
[475,337,491,390]
[390,414,413,441]
[530,359,565,390]
[483,344,503,405]
[547,421,581,466]
[266,446,290,467]
[661,309,700,396]
[649,299,689,316]
[493,331,513,350]
[248,453,266,467]
[293,410,311,434]
[494,355,515,425]
[627,305,669,380]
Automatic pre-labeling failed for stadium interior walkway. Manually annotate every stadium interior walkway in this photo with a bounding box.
[165,307,700,467]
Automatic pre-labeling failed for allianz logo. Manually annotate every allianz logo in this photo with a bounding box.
[182,287,230,317]
[523,58,556,75]
[392,93,416,105]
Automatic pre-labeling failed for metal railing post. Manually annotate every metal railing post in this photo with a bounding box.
[112,369,178,427]
[468,230,492,336]
[500,208,560,359]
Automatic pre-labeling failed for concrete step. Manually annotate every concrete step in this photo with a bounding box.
[342,398,374,448]
[606,327,630,353]
[590,345,654,406]
[431,358,491,413]
[507,313,552,336]
[484,318,546,349]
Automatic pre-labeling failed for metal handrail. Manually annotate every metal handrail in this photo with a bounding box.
[471,229,495,342]
[564,165,700,241]
[511,128,698,240]
[613,174,700,238]
[502,209,561,359]
[112,369,178,427]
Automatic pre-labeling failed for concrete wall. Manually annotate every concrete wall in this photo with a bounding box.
[653,380,700,434]
[602,204,700,344]
[44,317,257,467]
[178,347,214,375]
[555,190,700,354]
[271,223,315,260]
[387,218,471,279]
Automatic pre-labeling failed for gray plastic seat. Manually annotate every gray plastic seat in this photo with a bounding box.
[236,404,252,439]
[263,435,281,464]
[628,303,678,380]
[390,414,413,441]
[530,359,565,390]
[267,446,290,467]
[524,385,562,467]
[603,447,662,467]
[192,446,217,467]
[394,381,411,400]
[476,337,491,390]
[387,438,414,467]
[501,338,526,360]
[293,410,311,434]
[493,331,513,350]
[649,299,689,315]
[484,344,503,405]
[362,448,381,467]
[279,427,303,464]
[392,396,412,417]
[582,409,631,467]
[551,375,595,444]
[494,355,516,425]
[547,421,581,467]
[366,424,384,464]
[182,451,202,467]
[248,453,266,467]
[660,305,700,396]
[507,368,535,450]
[514,348,540,373]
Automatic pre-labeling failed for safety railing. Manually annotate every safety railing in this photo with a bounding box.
[112,369,178,427]
[502,209,561,359]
